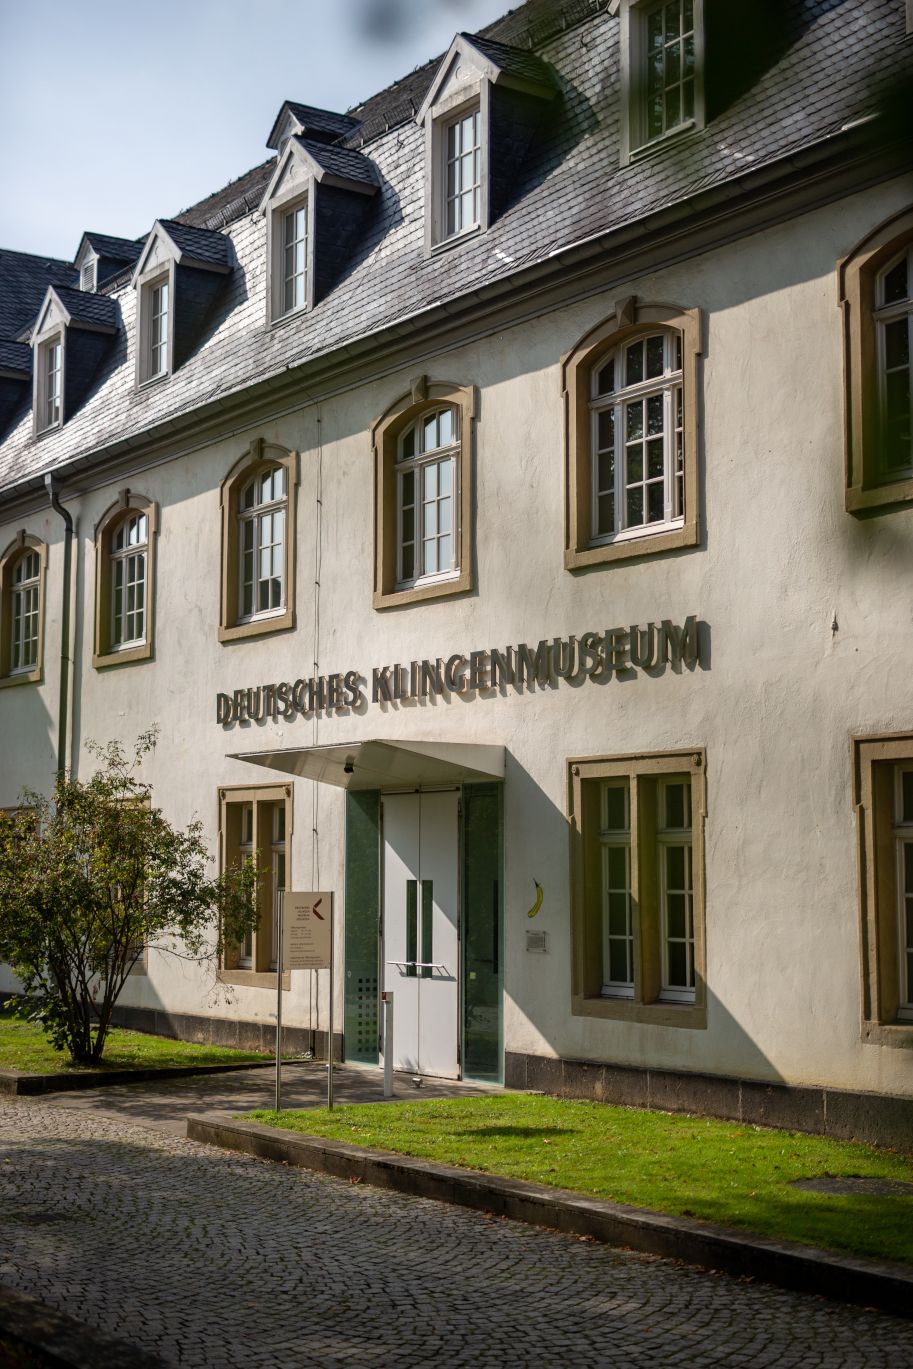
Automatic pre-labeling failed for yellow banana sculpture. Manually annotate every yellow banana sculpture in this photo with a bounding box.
[526,880,543,918]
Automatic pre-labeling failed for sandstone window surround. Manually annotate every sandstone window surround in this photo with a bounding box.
[840,205,913,513]
[853,733,913,1047]
[620,0,705,164]
[562,298,701,569]
[219,439,298,643]
[569,749,707,1029]
[372,379,475,610]
[0,532,47,688]
[34,331,63,435]
[135,266,173,386]
[93,491,158,670]
[219,783,292,990]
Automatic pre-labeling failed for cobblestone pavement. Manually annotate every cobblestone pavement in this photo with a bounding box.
[0,1101,908,1369]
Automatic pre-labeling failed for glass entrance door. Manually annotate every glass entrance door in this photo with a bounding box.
[382,790,460,1079]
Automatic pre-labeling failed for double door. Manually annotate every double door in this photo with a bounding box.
[382,790,459,1079]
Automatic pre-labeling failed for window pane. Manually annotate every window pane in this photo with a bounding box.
[904,842,913,895]
[438,533,452,569]
[627,486,644,525]
[666,892,686,939]
[400,425,415,462]
[607,892,629,936]
[647,393,664,435]
[667,940,688,987]
[627,445,643,482]
[883,257,909,305]
[439,458,453,496]
[665,781,688,828]
[596,358,615,396]
[647,481,664,522]
[626,400,644,442]
[597,491,615,535]
[626,341,644,386]
[606,845,627,887]
[597,408,615,451]
[597,447,614,495]
[664,1,680,37]
[885,318,910,372]
[647,437,665,478]
[604,785,628,831]
[902,771,913,824]
[608,940,630,983]
[666,844,686,888]
[424,462,438,500]
[646,335,665,379]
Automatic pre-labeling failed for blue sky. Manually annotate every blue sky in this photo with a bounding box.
[0,0,510,260]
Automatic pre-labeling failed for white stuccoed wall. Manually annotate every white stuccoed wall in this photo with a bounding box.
[3,171,913,1096]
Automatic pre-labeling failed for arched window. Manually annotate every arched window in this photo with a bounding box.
[372,380,475,609]
[239,465,287,620]
[11,549,41,672]
[839,205,913,512]
[562,298,701,569]
[396,406,458,585]
[219,440,298,643]
[876,246,912,478]
[0,534,46,686]
[93,492,157,669]
[590,331,684,541]
[110,511,149,649]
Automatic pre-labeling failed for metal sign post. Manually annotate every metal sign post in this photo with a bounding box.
[282,892,334,1110]
[382,991,394,1099]
[275,889,284,1112]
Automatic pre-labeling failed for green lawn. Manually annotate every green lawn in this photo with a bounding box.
[246,1094,913,1267]
[0,1005,268,1073]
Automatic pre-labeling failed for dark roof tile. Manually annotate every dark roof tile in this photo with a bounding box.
[83,232,143,263]
[157,219,231,269]
[0,249,77,343]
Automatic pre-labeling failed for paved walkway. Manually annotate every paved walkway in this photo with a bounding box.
[0,1099,908,1368]
[34,1061,496,1135]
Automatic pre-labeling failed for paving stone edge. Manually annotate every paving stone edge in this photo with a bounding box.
[0,1281,167,1369]
[0,1058,280,1096]
[185,1114,913,1320]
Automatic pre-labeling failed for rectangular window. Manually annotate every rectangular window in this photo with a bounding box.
[444,108,481,238]
[221,786,291,983]
[623,0,704,160]
[282,204,307,315]
[149,281,169,377]
[853,737,913,1035]
[570,751,705,1026]
[43,340,61,430]
[11,551,41,672]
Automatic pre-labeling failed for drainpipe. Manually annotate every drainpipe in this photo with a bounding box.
[45,474,74,783]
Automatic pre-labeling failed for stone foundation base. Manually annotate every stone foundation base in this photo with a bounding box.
[504,1051,913,1151]
[109,1003,342,1062]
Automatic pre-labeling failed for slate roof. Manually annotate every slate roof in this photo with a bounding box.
[465,32,558,88]
[50,286,119,331]
[292,137,379,189]
[0,340,30,376]
[157,219,232,269]
[0,0,911,497]
[83,232,143,263]
[277,102,361,144]
[0,248,77,344]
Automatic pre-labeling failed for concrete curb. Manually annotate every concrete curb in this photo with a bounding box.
[0,1281,167,1369]
[186,1114,913,1320]
[0,1057,284,1097]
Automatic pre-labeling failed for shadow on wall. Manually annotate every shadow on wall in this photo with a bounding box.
[501,750,786,1090]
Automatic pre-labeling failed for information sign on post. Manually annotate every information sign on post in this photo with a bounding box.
[275,892,335,1115]
[284,892,333,969]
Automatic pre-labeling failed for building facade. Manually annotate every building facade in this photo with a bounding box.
[2,0,913,1143]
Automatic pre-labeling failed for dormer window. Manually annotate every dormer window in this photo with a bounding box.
[259,135,377,325]
[280,200,308,317]
[148,278,170,378]
[416,34,556,255]
[444,108,482,238]
[621,0,705,161]
[131,220,230,387]
[39,338,62,432]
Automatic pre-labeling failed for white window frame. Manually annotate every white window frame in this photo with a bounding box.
[621,0,705,163]
[442,105,483,241]
[893,765,913,1022]
[875,246,913,480]
[238,464,287,624]
[395,406,460,590]
[589,330,685,545]
[426,89,488,253]
[600,780,634,998]
[268,191,311,325]
[36,334,63,433]
[137,268,173,385]
[657,776,695,1003]
[10,550,41,674]
[110,512,149,651]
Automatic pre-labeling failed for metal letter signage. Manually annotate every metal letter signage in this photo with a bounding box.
[215,615,706,725]
[284,892,333,970]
